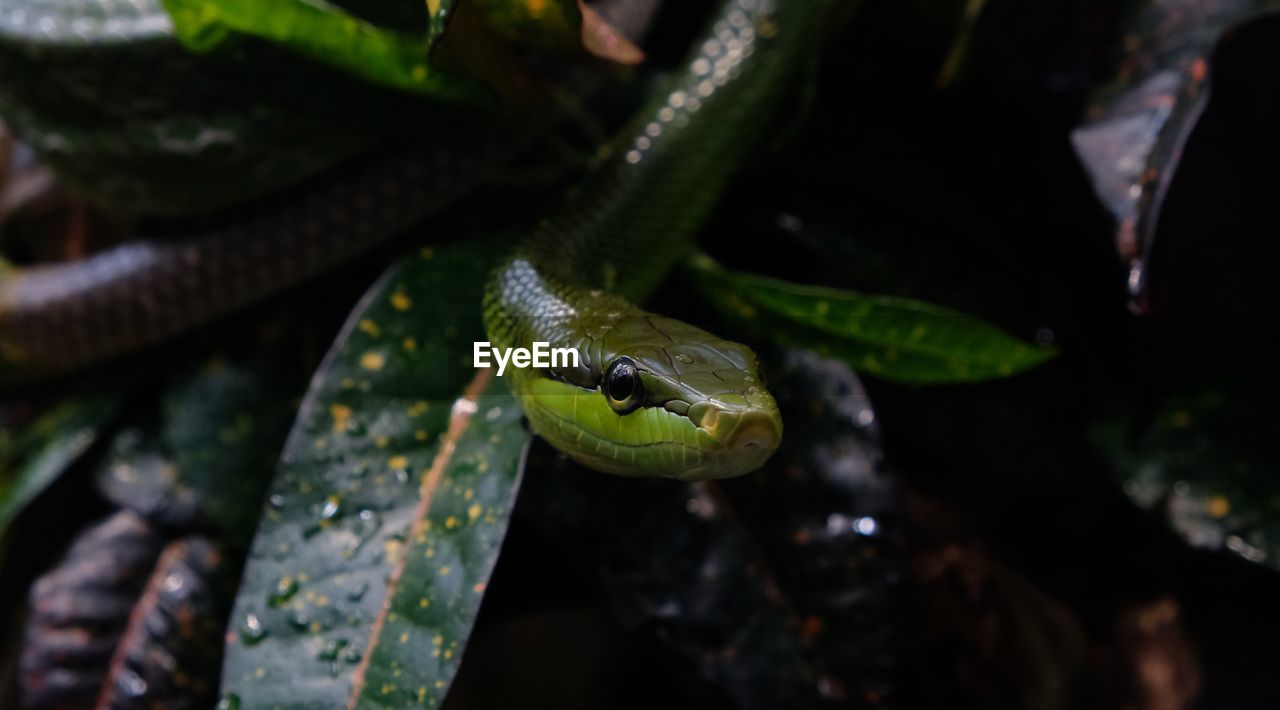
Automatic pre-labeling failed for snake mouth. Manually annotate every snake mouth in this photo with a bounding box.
[692,401,783,455]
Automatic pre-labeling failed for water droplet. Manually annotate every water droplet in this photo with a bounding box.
[241,613,268,646]
[269,576,300,607]
[269,494,286,509]
[217,694,241,710]
[854,516,878,536]
[288,612,310,631]
[322,639,353,675]
[162,573,187,598]
[317,638,348,661]
[654,600,682,618]
[348,582,370,602]
[119,670,147,697]
[1127,261,1147,310]
[305,494,343,532]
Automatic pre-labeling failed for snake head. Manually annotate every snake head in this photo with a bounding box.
[523,310,783,480]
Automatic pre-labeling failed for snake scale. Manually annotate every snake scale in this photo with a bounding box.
[0,0,834,479]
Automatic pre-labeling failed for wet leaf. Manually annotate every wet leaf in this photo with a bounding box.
[687,254,1055,384]
[96,338,314,542]
[221,240,531,709]
[1095,382,1280,569]
[18,512,234,708]
[159,0,483,99]
[0,394,121,542]
[717,350,899,706]
[18,511,165,707]
[99,535,234,708]
[1072,0,1280,310]
[520,349,899,708]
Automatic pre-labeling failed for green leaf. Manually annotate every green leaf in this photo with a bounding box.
[159,0,483,99]
[1095,380,1280,569]
[0,394,122,541]
[687,254,1055,383]
[96,334,316,544]
[221,240,531,709]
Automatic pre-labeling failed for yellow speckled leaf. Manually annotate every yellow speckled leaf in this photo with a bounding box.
[220,239,530,709]
[688,253,1056,384]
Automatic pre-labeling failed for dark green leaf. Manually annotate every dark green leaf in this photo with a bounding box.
[95,339,314,543]
[687,254,1055,384]
[159,0,483,99]
[0,394,122,541]
[1095,381,1280,569]
[221,240,530,709]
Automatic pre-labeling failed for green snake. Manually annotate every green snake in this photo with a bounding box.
[0,0,830,479]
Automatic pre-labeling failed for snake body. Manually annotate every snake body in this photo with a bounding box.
[0,0,830,479]
[485,0,830,478]
[0,150,480,375]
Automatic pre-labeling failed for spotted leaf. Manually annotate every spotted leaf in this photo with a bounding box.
[95,332,316,544]
[1095,379,1280,570]
[221,240,530,709]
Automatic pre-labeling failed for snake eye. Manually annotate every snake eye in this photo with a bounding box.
[603,356,642,414]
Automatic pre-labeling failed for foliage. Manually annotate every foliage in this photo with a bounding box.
[6,0,1279,708]
[221,240,530,708]
[688,254,1054,383]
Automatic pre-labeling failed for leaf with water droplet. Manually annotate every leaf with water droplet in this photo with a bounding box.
[93,335,314,544]
[222,238,530,708]
[1095,378,1280,569]
[269,575,301,607]
[18,513,231,708]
